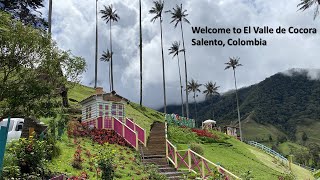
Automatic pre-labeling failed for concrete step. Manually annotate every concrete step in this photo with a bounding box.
[158,167,177,173]
[160,171,186,177]
[143,155,166,159]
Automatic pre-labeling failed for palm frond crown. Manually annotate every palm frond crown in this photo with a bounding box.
[168,41,184,58]
[203,81,220,99]
[224,57,242,70]
[166,4,190,28]
[149,0,164,22]
[187,79,202,93]
[100,5,120,23]
[297,0,320,19]
[100,50,112,62]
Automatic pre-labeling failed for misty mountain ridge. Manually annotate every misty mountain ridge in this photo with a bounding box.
[162,68,320,142]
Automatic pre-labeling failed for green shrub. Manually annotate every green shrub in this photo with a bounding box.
[190,143,204,155]
[95,144,116,180]
[6,136,47,177]
[2,152,21,179]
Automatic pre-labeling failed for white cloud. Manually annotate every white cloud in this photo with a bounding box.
[40,0,320,109]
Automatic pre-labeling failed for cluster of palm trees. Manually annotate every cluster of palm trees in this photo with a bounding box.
[186,79,220,123]
[149,1,191,118]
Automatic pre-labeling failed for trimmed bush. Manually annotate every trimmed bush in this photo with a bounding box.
[190,143,204,155]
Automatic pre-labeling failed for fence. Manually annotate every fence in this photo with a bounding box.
[247,141,288,165]
[166,139,241,179]
[83,116,146,150]
[125,118,146,146]
[165,114,195,128]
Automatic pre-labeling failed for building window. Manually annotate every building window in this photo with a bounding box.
[88,106,92,118]
[105,105,109,110]
[99,104,103,110]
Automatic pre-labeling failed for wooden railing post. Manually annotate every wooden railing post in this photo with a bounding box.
[201,159,205,178]
[174,145,178,169]
[188,148,191,172]
[165,140,168,159]
[144,130,147,147]
[122,121,125,137]
[112,117,114,130]
[135,131,139,151]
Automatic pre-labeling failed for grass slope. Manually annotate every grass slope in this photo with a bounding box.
[48,134,149,179]
[242,118,286,142]
[169,126,314,180]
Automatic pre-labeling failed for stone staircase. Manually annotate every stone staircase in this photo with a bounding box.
[140,122,185,179]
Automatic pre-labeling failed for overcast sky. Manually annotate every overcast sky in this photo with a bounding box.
[40,0,320,109]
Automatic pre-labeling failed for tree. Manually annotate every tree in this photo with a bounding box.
[100,4,120,91]
[168,41,185,116]
[149,0,167,114]
[139,0,143,106]
[94,0,98,88]
[100,50,112,91]
[203,81,220,119]
[0,0,47,28]
[298,0,320,19]
[167,4,191,119]
[187,79,202,123]
[48,0,52,34]
[225,57,243,141]
[0,11,86,118]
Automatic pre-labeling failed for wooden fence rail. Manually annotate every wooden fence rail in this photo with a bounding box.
[166,139,241,179]
[247,141,288,165]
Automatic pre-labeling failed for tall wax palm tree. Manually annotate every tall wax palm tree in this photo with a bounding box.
[298,0,320,19]
[149,0,167,114]
[48,0,52,34]
[187,79,202,123]
[168,41,185,116]
[225,57,243,141]
[95,0,98,88]
[203,81,220,119]
[100,50,112,91]
[139,0,143,106]
[100,5,120,91]
[167,4,190,119]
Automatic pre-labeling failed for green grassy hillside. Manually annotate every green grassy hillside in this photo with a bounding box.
[65,84,314,179]
[168,126,314,180]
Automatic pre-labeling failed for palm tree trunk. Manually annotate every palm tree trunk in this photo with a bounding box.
[94,0,98,88]
[109,63,111,91]
[160,18,166,114]
[180,22,189,119]
[139,0,143,106]
[110,21,114,91]
[211,97,214,119]
[48,0,52,34]
[194,92,198,123]
[177,55,184,117]
[233,69,243,141]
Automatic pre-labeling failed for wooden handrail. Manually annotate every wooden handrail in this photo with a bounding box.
[165,139,241,179]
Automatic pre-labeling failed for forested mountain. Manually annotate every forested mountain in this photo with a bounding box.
[161,69,320,141]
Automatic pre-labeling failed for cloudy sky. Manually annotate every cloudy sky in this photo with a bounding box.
[40,0,320,109]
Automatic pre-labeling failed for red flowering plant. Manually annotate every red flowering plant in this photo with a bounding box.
[191,129,220,143]
[67,120,130,148]
[71,145,83,169]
